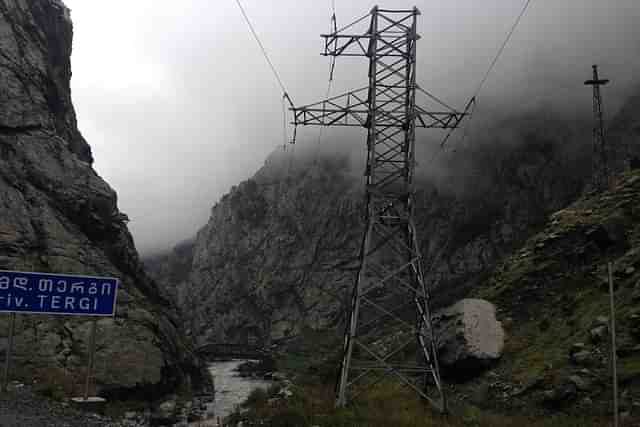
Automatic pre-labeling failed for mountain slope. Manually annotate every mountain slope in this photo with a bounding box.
[150,104,603,350]
[181,154,363,345]
[467,169,640,417]
[0,0,203,398]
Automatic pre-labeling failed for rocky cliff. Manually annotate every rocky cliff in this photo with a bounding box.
[0,0,203,398]
[144,238,196,303]
[168,154,364,345]
[150,99,623,349]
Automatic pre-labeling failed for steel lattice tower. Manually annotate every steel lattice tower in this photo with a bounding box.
[292,6,465,412]
[585,64,610,191]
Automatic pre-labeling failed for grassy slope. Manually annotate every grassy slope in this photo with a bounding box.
[229,369,607,427]
[230,171,640,426]
[473,170,640,418]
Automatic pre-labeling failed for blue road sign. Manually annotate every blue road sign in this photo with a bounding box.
[0,271,119,316]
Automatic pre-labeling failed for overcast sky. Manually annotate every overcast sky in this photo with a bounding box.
[63,0,640,255]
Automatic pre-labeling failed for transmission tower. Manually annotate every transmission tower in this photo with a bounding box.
[292,6,466,412]
[584,64,610,191]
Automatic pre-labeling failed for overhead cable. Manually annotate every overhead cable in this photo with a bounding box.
[473,0,534,99]
[234,0,289,95]
[314,0,339,164]
[433,0,534,158]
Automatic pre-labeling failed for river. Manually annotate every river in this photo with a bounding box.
[194,360,273,425]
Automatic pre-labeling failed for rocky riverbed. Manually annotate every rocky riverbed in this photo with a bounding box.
[206,360,273,421]
[0,359,276,427]
[0,380,215,427]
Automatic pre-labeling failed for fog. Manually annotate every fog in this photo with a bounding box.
[63,0,640,255]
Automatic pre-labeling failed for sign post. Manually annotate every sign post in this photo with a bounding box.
[0,270,118,399]
[2,313,16,392]
[84,319,97,400]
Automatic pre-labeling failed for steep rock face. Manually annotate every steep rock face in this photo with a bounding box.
[417,114,592,306]
[0,0,202,398]
[183,155,363,345]
[151,110,594,348]
[144,238,195,303]
[151,90,639,350]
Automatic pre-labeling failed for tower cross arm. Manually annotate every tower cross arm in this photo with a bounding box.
[320,12,374,58]
[585,64,610,86]
[414,104,466,129]
[584,79,610,86]
[291,90,467,129]
[320,8,420,58]
[291,87,370,127]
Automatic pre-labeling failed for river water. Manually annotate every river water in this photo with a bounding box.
[196,360,272,425]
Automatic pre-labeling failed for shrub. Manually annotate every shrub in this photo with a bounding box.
[243,387,268,409]
[33,366,76,400]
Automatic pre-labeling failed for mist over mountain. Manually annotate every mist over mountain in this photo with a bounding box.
[148,82,640,339]
[63,0,640,255]
[140,71,640,424]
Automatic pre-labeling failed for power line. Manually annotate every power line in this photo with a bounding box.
[313,81,334,165]
[431,0,534,161]
[417,85,458,112]
[233,0,298,214]
[473,0,533,99]
[427,97,476,166]
[313,0,339,165]
[234,0,298,151]
[457,98,478,152]
[282,94,288,150]
[234,0,289,95]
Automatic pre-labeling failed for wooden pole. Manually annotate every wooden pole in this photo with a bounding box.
[84,319,97,400]
[2,313,16,392]
[608,262,618,427]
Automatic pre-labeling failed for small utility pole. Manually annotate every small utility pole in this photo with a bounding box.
[584,65,610,191]
[608,262,618,427]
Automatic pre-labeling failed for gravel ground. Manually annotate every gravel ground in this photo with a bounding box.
[0,383,128,427]
[0,383,223,427]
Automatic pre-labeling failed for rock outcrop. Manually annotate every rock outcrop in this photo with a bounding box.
[150,110,596,347]
[144,238,195,303]
[180,154,363,345]
[434,298,504,378]
[0,0,203,398]
[472,170,640,415]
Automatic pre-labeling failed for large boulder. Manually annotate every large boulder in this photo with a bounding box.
[433,298,505,380]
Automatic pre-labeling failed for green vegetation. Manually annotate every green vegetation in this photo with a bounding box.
[473,171,640,417]
[229,331,613,426]
[232,171,640,426]
[32,366,78,401]
[232,369,609,426]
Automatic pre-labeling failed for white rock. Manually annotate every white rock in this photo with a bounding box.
[433,299,505,376]
[124,411,137,420]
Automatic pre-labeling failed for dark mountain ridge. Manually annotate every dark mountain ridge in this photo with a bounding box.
[148,91,639,347]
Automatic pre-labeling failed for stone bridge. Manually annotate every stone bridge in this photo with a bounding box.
[196,343,271,360]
